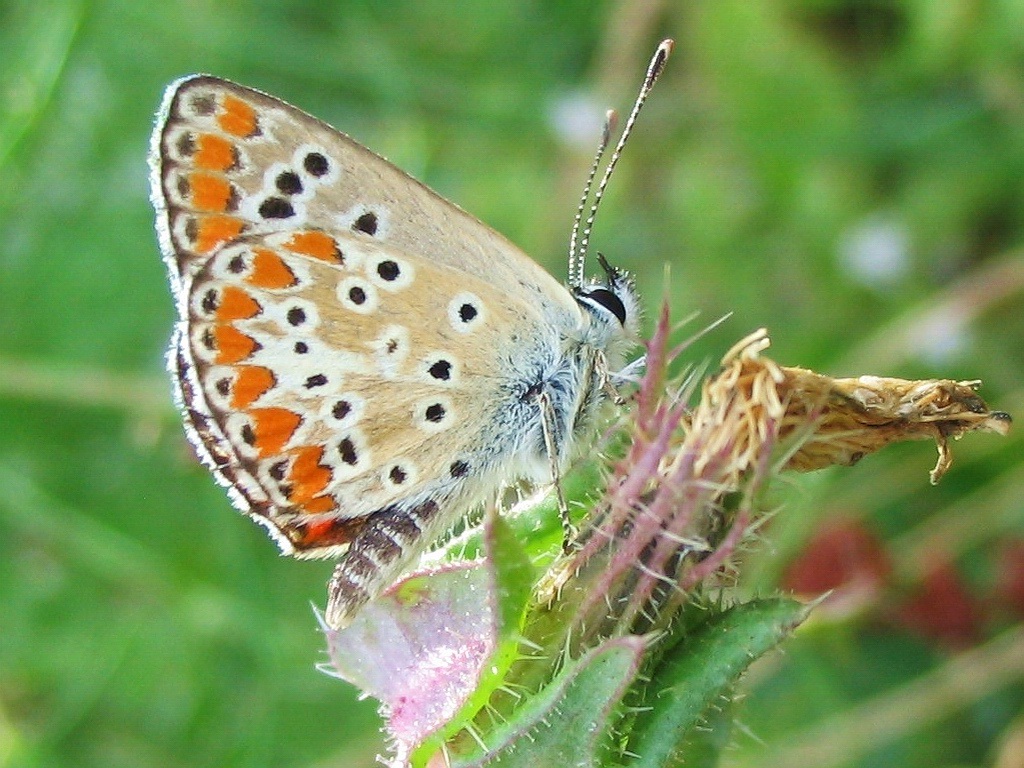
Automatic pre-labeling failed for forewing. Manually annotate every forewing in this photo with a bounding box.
[150,75,572,314]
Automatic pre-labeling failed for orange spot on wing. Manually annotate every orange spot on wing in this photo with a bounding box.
[213,324,258,364]
[249,408,302,457]
[248,248,297,289]
[196,215,244,253]
[218,94,258,137]
[288,445,334,508]
[285,231,342,263]
[194,133,235,171]
[190,173,232,212]
[301,495,337,515]
[231,365,275,408]
[216,286,261,321]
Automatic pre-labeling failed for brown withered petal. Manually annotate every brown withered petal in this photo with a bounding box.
[703,329,1012,484]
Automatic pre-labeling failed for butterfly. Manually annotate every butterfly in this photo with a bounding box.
[149,41,672,628]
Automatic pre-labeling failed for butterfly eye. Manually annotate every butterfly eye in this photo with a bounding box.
[579,287,627,326]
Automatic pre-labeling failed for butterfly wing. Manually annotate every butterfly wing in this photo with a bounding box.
[151,76,586,561]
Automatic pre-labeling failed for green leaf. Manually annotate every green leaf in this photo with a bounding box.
[487,506,539,633]
[625,597,811,767]
[447,636,648,768]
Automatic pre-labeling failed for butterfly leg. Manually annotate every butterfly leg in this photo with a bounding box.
[536,390,577,553]
[595,353,626,405]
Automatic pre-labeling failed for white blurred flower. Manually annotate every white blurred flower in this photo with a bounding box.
[547,90,606,149]
[839,215,911,289]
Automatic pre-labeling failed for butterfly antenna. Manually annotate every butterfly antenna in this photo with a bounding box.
[571,38,674,288]
[568,110,617,288]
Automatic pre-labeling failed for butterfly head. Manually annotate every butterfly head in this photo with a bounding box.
[573,253,641,364]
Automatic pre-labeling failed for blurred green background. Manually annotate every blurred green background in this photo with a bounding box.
[1,1,1022,766]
